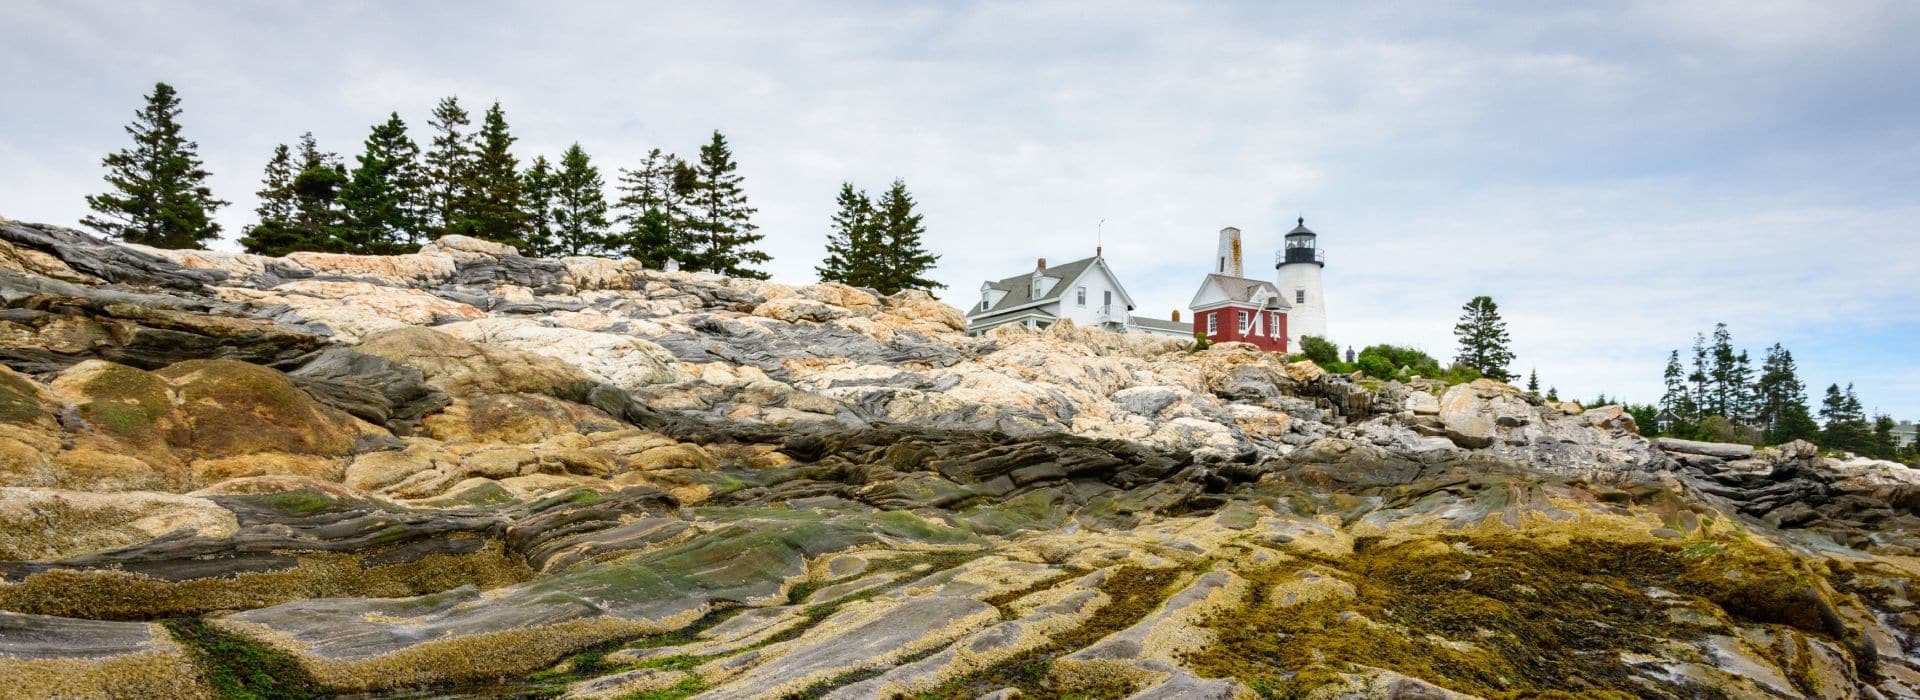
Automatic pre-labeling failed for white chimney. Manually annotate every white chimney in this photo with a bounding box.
[1216,227,1243,277]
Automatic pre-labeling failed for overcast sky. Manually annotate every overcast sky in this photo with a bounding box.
[5,1,1918,418]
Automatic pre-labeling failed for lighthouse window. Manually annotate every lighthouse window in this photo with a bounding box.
[1296,290,1305,304]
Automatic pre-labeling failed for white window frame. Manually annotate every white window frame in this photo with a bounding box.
[1076,286,1086,306]
[1271,312,1281,336]
[1206,313,1217,335]
[1237,310,1249,333]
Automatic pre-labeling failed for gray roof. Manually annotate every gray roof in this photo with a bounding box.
[1201,274,1288,307]
[970,256,1099,317]
[1287,217,1315,236]
[1128,317,1190,334]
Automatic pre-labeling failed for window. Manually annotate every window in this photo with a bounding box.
[1237,311,1249,333]
[1076,286,1086,306]
[1206,313,1217,335]
[1295,289,1305,304]
[1271,312,1282,336]
[1219,256,1226,273]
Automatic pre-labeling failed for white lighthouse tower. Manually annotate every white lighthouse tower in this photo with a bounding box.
[1274,217,1326,351]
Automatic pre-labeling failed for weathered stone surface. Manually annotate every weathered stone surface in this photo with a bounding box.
[1,221,1918,699]
[1656,437,1756,460]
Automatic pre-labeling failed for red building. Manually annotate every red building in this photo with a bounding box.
[1186,226,1291,352]
[1189,274,1290,351]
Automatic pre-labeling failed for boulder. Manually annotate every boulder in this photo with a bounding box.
[1655,438,1756,460]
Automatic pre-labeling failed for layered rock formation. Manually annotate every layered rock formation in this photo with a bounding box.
[3,216,1919,699]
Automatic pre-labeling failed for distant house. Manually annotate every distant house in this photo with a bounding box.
[1185,227,1291,352]
[1654,409,1679,433]
[966,254,1190,339]
[1189,273,1289,351]
[1896,421,1917,449]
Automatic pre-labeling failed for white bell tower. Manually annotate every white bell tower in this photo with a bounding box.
[1274,217,1326,351]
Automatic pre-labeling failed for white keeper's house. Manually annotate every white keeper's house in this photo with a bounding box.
[965,253,1190,338]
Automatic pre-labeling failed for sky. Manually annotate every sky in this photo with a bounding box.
[4,0,1918,418]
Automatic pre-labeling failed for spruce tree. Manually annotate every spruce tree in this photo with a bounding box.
[686,131,768,278]
[464,101,527,248]
[614,149,692,268]
[338,112,425,254]
[1688,334,1711,415]
[1705,323,1743,418]
[288,132,349,252]
[238,143,307,256]
[870,179,942,294]
[83,82,227,248]
[1660,350,1696,419]
[550,144,612,256]
[1820,383,1871,453]
[1452,295,1514,381]
[520,156,558,258]
[422,96,475,239]
[1870,416,1898,460]
[1754,343,1813,441]
[1526,369,1540,394]
[817,183,877,287]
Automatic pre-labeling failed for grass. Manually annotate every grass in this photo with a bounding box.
[163,618,322,700]
[616,675,707,700]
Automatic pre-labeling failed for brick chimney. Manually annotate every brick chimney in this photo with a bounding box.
[1171,310,1181,322]
[1030,259,1046,297]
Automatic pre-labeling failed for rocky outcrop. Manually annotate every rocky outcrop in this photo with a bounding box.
[2,220,1918,699]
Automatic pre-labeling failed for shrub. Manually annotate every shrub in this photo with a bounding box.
[1300,336,1339,365]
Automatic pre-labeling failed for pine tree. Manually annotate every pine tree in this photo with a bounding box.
[464,101,527,248]
[1452,295,1514,381]
[1525,369,1540,394]
[1660,350,1696,419]
[1870,416,1899,460]
[869,179,942,294]
[1546,387,1559,401]
[550,144,612,256]
[520,156,558,258]
[686,131,768,278]
[288,132,349,253]
[1820,383,1871,453]
[1703,324,1738,417]
[1688,333,1711,416]
[422,96,475,239]
[1729,349,1756,421]
[614,149,692,268]
[338,113,425,254]
[1753,343,1812,440]
[83,82,227,248]
[237,143,308,256]
[817,183,877,287]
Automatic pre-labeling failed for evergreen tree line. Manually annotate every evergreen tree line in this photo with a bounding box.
[235,97,769,277]
[1644,323,1915,462]
[83,82,946,291]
